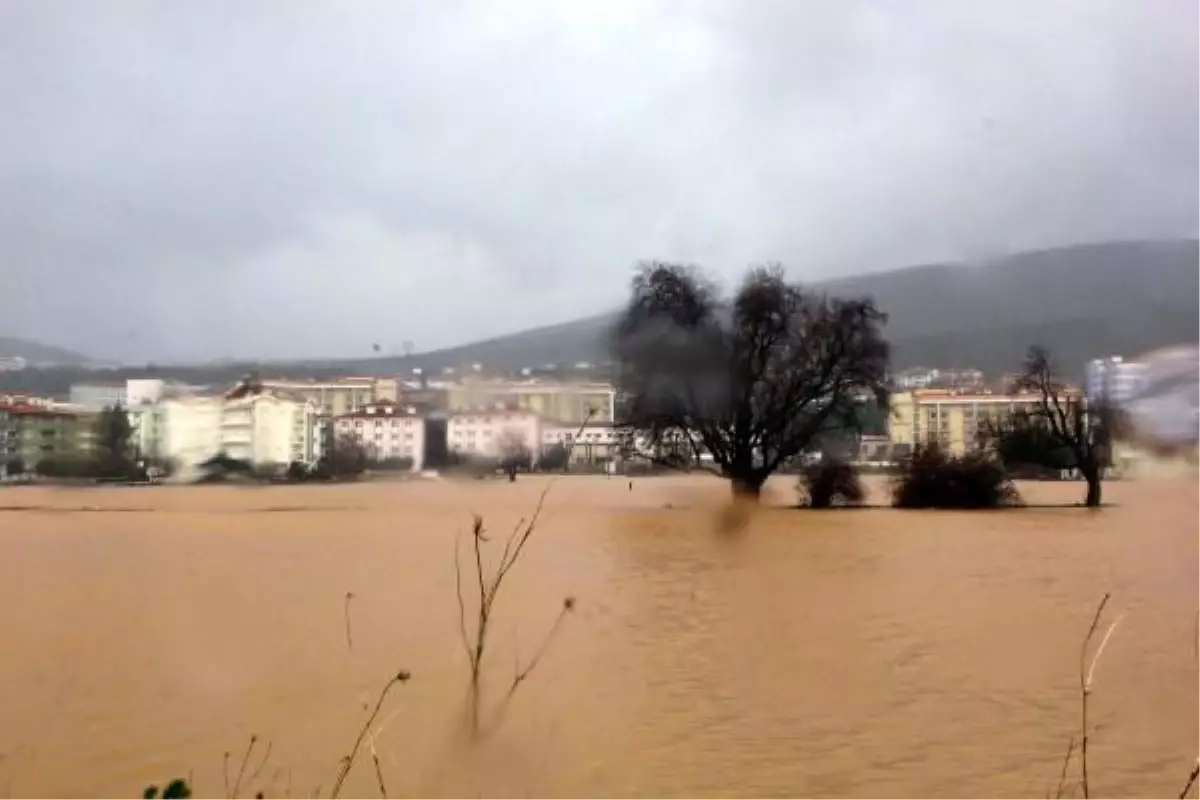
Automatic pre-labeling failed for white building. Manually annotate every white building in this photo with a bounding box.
[334,401,425,470]
[447,408,541,462]
[155,391,316,473]
[221,393,316,466]
[1086,356,1150,406]
[541,420,622,462]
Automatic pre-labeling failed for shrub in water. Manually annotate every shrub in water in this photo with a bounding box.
[891,445,1021,509]
[797,459,866,508]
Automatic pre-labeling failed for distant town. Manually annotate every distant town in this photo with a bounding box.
[0,354,1153,483]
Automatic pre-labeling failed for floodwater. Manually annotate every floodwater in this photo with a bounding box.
[0,475,1195,798]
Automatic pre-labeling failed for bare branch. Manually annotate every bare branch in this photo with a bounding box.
[1180,761,1199,799]
[506,598,574,702]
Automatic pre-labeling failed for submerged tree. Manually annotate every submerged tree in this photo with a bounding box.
[497,428,533,482]
[988,346,1112,507]
[610,262,890,498]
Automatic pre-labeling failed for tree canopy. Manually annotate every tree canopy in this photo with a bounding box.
[610,262,890,497]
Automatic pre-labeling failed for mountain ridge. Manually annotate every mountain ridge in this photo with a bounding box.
[391,238,1199,374]
[1,238,1195,394]
[0,336,92,366]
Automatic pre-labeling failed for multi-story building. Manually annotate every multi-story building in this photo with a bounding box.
[0,402,94,470]
[220,393,315,466]
[258,376,398,416]
[888,389,1081,457]
[1085,356,1149,406]
[333,401,425,470]
[446,380,615,425]
[0,405,17,469]
[447,408,541,462]
[156,390,317,473]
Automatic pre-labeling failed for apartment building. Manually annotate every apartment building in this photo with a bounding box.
[156,391,317,472]
[447,408,541,462]
[446,380,616,425]
[258,376,398,416]
[0,405,17,469]
[1085,356,1149,406]
[888,389,1075,456]
[0,402,93,470]
[221,393,316,465]
[334,401,425,470]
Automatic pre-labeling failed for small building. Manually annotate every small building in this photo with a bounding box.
[541,420,621,464]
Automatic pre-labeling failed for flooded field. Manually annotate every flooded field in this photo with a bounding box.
[0,475,1195,798]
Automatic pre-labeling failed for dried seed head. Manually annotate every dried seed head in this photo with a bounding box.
[396,669,412,683]
[563,595,576,611]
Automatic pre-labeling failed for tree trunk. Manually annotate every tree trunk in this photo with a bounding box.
[1083,472,1102,508]
[730,475,763,500]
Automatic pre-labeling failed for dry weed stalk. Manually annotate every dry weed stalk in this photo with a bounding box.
[1052,593,1123,800]
[329,669,411,799]
[454,482,576,737]
[1079,593,1122,798]
[223,734,272,799]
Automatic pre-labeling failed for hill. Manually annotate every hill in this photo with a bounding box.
[0,239,1195,396]
[374,239,1200,377]
[0,336,91,366]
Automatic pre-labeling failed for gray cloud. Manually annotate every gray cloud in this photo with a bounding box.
[1,0,1195,362]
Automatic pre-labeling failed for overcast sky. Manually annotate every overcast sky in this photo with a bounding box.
[1,0,1196,363]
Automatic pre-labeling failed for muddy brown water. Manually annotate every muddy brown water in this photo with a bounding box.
[0,475,1195,798]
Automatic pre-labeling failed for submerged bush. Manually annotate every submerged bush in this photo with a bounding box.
[797,459,865,508]
[892,445,1021,509]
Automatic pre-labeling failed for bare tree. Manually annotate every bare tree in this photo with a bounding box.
[610,262,889,499]
[998,346,1111,507]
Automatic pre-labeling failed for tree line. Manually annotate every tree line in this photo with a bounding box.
[609,262,1115,507]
